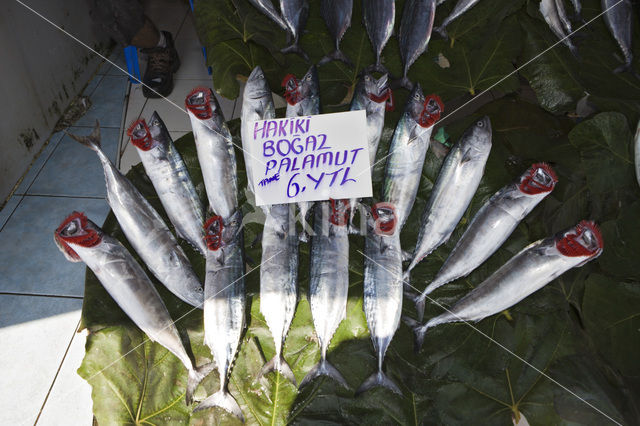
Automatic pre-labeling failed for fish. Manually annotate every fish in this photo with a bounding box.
[241,66,276,201]
[54,212,213,405]
[300,200,350,388]
[396,0,437,90]
[248,0,288,31]
[635,120,640,188]
[348,73,392,234]
[318,0,354,66]
[258,203,299,384]
[539,0,579,57]
[382,85,444,231]
[283,66,321,242]
[363,0,396,74]
[127,114,207,255]
[194,214,245,420]
[434,0,482,39]
[412,163,557,321]
[408,220,604,351]
[67,122,204,308]
[602,0,637,76]
[357,203,403,395]
[280,0,310,61]
[570,0,582,21]
[405,117,492,281]
[185,87,240,222]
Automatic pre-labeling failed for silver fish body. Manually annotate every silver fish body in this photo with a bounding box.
[195,215,245,420]
[363,0,395,73]
[259,203,299,384]
[248,0,288,31]
[539,0,578,56]
[435,0,482,39]
[242,66,276,198]
[412,221,603,349]
[300,201,349,388]
[406,117,492,275]
[570,0,582,19]
[68,123,204,308]
[129,113,206,255]
[602,0,634,74]
[186,87,240,222]
[397,0,436,88]
[382,85,443,230]
[280,0,310,60]
[319,0,354,66]
[635,119,640,188]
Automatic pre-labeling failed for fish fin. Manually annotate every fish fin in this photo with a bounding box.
[318,49,354,67]
[281,43,310,62]
[65,120,101,151]
[405,318,430,353]
[186,362,216,405]
[193,390,244,421]
[392,76,414,91]
[364,63,392,77]
[355,371,402,396]
[300,358,349,389]
[434,25,448,40]
[613,63,640,80]
[568,43,580,60]
[259,354,297,385]
[401,250,412,262]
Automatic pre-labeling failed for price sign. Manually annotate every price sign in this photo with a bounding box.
[248,110,373,206]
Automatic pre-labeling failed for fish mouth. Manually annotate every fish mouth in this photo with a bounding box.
[556,220,603,257]
[54,211,101,261]
[282,73,302,105]
[185,87,214,119]
[519,163,558,195]
[371,202,397,235]
[329,199,350,226]
[417,94,444,128]
[367,74,393,108]
[127,119,154,151]
[204,216,224,250]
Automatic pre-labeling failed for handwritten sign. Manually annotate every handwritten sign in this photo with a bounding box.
[248,110,372,206]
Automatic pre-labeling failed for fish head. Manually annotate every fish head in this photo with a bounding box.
[281,73,301,105]
[185,87,222,121]
[127,119,156,151]
[371,202,397,235]
[300,65,320,100]
[407,85,443,128]
[246,66,271,100]
[54,211,101,262]
[329,198,350,226]
[147,112,173,146]
[518,163,558,195]
[556,220,603,260]
[462,116,492,153]
[204,215,224,251]
[362,73,392,106]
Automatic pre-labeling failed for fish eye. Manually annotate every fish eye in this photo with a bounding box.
[305,74,312,81]
[364,75,371,82]
[477,120,484,127]
[413,93,421,101]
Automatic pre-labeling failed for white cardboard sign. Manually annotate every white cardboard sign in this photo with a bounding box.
[248,110,372,206]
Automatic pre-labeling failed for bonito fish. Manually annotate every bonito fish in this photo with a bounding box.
[602,0,637,76]
[539,0,579,57]
[405,117,492,278]
[300,200,350,388]
[280,0,310,61]
[259,203,298,384]
[397,0,437,90]
[67,122,204,308]
[127,114,207,255]
[185,87,240,222]
[413,163,557,320]
[382,85,443,231]
[54,212,212,404]
[435,0,482,39]
[357,203,403,395]
[409,220,603,350]
[319,0,354,66]
[241,66,276,200]
[283,66,320,242]
[194,214,245,420]
[363,0,396,74]
[248,0,288,31]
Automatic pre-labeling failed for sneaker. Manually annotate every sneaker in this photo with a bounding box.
[141,31,181,98]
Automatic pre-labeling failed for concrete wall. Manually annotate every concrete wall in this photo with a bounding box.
[0,0,110,202]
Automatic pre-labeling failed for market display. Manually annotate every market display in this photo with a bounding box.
[396,0,437,89]
[319,0,354,66]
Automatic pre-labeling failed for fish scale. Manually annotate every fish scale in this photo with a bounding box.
[319,0,354,66]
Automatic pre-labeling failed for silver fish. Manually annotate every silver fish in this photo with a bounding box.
[382,85,444,231]
[54,212,212,404]
[363,0,396,74]
[602,0,636,75]
[635,119,640,188]
[539,0,579,57]
[242,66,276,200]
[186,87,240,222]
[300,200,350,388]
[435,0,482,39]
[280,0,310,61]
[409,220,604,350]
[413,163,557,321]
[259,203,298,384]
[397,0,437,90]
[405,117,492,278]
[248,0,288,31]
[194,214,245,420]
[570,0,582,20]
[357,203,403,395]
[67,122,204,308]
[283,66,320,242]
[319,0,354,66]
[127,114,207,255]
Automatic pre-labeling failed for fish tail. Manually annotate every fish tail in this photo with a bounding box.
[434,25,448,40]
[259,354,297,385]
[193,389,244,421]
[393,76,414,91]
[568,43,580,60]
[614,62,640,80]
[65,120,101,152]
[318,49,354,67]
[300,357,349,389]
[402,315,426,352]
[186,362,216,405]
[281,43,310,62]
[365,62,391,76]
[355,370,402,396]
